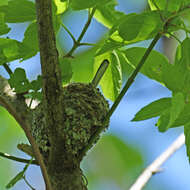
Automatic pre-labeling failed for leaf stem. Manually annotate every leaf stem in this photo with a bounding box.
[0,152,38,165]
[64,7,96,57]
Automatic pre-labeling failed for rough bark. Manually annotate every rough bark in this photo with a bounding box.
[35,0,88,189]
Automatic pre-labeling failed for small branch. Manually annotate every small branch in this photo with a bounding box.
[78,42,96,46]
[0,152,38,165]
[129,133,185,190]
[64,7,96,57]
[80,33,162,158]
[3,63,13,76]
[61,22,77,43]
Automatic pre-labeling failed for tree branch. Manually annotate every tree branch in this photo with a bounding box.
[35,0,67,188]
[129,133,185,190]
[0,76,51,190]
[0,152,38,165]
[64,7,96,57]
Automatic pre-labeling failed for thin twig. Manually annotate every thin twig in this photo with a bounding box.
[3,63,13,76]
[64,7,96,57]
[0,152,38,165]
[80,32,162,158]
[78,42,96,46]
[23,175,36,190]
[61,22,77,43]
[129,133,185,190]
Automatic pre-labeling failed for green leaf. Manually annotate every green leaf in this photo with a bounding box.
[184,123,190,162]
[123,47,170,83]
[0,38,22,64]
[8,68,30,93]
[157,93,185,132]
[115,50,134,77]
[54,0,68,14]
[162,63,186,92]
[157,110,170,132]
[0,13,10,35]
[30,75,42,91]
[70,0,112,10]
[6,170,24,189]
[132,98,171,121]
[59,58,73,84]
[172,103,190,127]
[20,22,39,61]
[71,48,95,83]
[0,0,8,6]
[25,91,42,101]
[148,0,185,12]
[148,0,166,10]
[96,40,125,56]
[0,0,36,23]
[94,0,125,28]
[167,92,185,128]
[118,11,162,42]
[162,38,190,93]
[94,51,122,101]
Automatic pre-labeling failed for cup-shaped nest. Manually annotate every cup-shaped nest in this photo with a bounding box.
[32,83,109,158]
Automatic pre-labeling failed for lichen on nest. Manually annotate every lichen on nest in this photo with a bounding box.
[31,82,109,158]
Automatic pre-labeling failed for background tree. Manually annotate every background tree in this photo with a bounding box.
[1,0,190,190]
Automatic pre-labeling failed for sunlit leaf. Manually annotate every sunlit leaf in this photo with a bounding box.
[54,0,68,14]
[94,51,122,101]
[148,0,185,12]
[94,0,124,28]
[0,38,22,64]
[96,40,125,56]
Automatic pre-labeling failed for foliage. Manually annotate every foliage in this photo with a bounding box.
[1,0,190,189]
